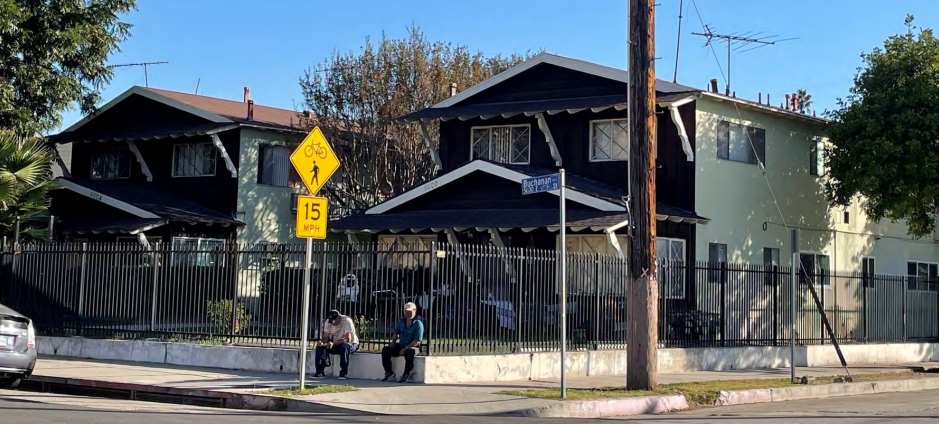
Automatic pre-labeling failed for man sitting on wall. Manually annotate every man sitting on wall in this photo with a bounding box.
[314,309,359,380]
[380,302,424,383]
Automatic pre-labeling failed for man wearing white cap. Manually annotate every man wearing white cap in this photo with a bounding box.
[380,302,424,383]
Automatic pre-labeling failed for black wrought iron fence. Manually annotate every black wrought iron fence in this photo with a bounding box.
[0,242,935,355]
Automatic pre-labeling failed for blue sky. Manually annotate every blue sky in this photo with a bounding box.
[57,0,939,131]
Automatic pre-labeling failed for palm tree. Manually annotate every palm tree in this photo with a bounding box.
[795,88,813,114]
[0,130,56,243]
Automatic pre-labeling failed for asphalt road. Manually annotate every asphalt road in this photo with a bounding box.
[4,388,939,423]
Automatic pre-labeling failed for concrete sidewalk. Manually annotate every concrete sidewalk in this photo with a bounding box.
[26,356,937,416]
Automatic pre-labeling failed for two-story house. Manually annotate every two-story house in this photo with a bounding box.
[48,85,308,248]
[331,52,939,283]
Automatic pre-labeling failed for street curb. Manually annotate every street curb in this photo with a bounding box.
[508,395,689,418]
[507,376,939,418]
[24,375,369,415]
[716,377,939,406]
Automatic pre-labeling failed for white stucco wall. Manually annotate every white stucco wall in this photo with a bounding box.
[694,96,939,275]
[236,128,301,245]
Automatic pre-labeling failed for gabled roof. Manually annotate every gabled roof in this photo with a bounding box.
[147,88,307,130]
[434,52,698,109]
[332,160,708,233]
[61,86,307,135]
[362,159,708,224]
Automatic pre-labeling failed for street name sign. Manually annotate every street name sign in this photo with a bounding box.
[521,173,560,195]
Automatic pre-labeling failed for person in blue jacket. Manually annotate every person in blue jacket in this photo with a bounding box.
[381,302,424,383]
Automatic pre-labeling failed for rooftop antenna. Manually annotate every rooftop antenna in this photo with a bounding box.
[673,0,685,83]
[108,61,169,87]
[195,78,201,95]
[692,26,795,94]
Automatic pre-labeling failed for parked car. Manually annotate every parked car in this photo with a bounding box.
[0,303,36,389]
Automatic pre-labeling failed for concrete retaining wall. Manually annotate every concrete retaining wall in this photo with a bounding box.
[37,336,939,384]
[37,336,425,383]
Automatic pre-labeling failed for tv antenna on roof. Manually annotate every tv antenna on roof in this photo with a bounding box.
[692,25,796,95]
[108,61,169,87]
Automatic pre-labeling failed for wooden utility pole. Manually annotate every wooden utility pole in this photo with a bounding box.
[626,0,658,390]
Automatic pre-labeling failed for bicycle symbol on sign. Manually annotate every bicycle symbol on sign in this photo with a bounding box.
[304,141,328,159]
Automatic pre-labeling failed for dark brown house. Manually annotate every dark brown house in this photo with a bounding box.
[48,86,307,247]
[331,53,707,264]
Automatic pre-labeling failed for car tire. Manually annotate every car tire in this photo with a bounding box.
[0,376,22,389]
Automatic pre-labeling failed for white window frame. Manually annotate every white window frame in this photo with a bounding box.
[172,142,217,178]
[170,236,227,266]
[90,145,133,180]
[657,237,686,299]
[810,140,826,177]
[799,250,831,287]
[907,260,938,292]
[717,119,763,165]
[469,124,531,165]
[589,118,629,162]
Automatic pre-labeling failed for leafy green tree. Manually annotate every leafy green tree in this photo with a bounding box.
[826,15,939,238]
[0,130,55,243]
[299,25,540,215]
[0,0,137,136]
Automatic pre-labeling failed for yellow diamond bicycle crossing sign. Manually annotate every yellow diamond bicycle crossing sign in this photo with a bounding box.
[290,126,340,196]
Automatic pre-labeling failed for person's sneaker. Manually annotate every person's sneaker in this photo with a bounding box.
[313,371,325,378]
[338,374,347,380]
[398,373,411,383]
[381,372,395,382]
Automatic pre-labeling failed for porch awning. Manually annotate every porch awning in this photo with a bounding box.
[331,204,707,234]
[396,92,698,123]
[48,122,238,144]
[58,217,168,235]
[56,178,244,227]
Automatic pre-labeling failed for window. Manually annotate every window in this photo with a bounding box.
[862,257,875,288]
[173,142,216,177]
[907,261,938,291]
[843,209,850,224]
[91,146,132,179]
[590,119,629,161]
[657,238,686,299]
[717,121,765,165]
[810,141,825,176]
[470,125,530,164]
[708,242,727,283]
[258,144,290,186]
[763,247,780,285]
[799,253,830,286]
[171,237,226,266]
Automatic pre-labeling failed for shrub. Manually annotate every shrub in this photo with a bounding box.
[206,300,251,335]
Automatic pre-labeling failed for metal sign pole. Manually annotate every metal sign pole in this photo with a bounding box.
[559,168,567,400]
[790,229,799,383]
[299,237,314,389]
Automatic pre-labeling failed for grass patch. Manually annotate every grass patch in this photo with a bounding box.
[266,384,358,397]
[498,371,918,407]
